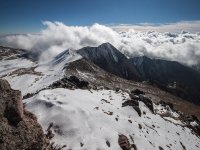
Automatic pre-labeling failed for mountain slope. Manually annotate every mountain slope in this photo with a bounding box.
[130,56,200,104]
[77,43,141,81]
[1,45,200,150]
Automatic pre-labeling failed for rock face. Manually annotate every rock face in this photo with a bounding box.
[118,134,131,150]
[50,75,89,89]
[0,79,47,149]
[77,43,141,81]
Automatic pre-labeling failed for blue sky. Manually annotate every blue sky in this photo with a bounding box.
[0,0,200,33]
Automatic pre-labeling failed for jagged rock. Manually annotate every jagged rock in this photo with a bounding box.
[122,100,139,107]
[0,79,50,149]
[46,122,55,140]
[192,115,200,123]
[23,92,35,99]
[159,100,174,110]
[133,106,142,117]
[115,87,120,92]
[131,89,145,95]
[118,134,131,150]
[139,95,154,113]
[129,93,140,100]
[49,76,89,89]
[122,100,141,116]
[0,79,23,126]
[68,75,89,88]
[179,114,200,137]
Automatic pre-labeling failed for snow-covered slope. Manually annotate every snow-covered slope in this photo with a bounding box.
[1,49,82,95]
[24,88,200,150]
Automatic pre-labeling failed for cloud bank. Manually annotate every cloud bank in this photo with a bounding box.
[0,21,200,65]
[111,20,200,33]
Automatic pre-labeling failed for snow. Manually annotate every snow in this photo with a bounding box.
[0,58,35,77]
[24,88,200,150]
[110,48,119,63]
[2,50,82,95]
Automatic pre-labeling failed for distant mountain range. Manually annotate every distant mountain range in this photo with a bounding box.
[130,56,200,104]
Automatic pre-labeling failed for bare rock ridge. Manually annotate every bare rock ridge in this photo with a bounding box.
[0,79,46,149]
[77,42,141,81]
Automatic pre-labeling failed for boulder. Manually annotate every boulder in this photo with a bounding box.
[118,134,131,150]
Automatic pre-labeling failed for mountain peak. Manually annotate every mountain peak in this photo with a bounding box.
[98,42,114,49]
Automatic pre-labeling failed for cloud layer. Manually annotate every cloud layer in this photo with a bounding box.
[111,21,200,33]
[0,21,200,65]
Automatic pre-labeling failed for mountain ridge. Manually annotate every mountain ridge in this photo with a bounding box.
[77,42,141,81]
[130,56,200,104]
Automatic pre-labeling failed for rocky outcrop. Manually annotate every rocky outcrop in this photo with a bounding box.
[122,89,154,116]
[118,134,131,150]
[50,76,89,89]
[0,79,48,149]
[122,100,141,117]
[139,95,154,113]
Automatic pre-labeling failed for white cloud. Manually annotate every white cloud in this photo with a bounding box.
[111,20,200,33]
[0,21,200,65]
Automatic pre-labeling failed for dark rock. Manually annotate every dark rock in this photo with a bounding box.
[118,134,131,150]
[23,92,35,99]
[131,89,145,95]
[192,115,200,123]
[132,144,137,150]
[46,122,55,140]
[133,107,142,117]
[139,95,154,113]
[106,140,110,147]
[159,100,174,110]
[49,76,89,89]
[122,100,139,107]
[138,124,142,129]
[180,142,186,150]
[68,76,89,88]
[115,87,120,92]
[158,146,164,150]
[122,100,141,116]
[80,142,84,147]
[129,93,140,100]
